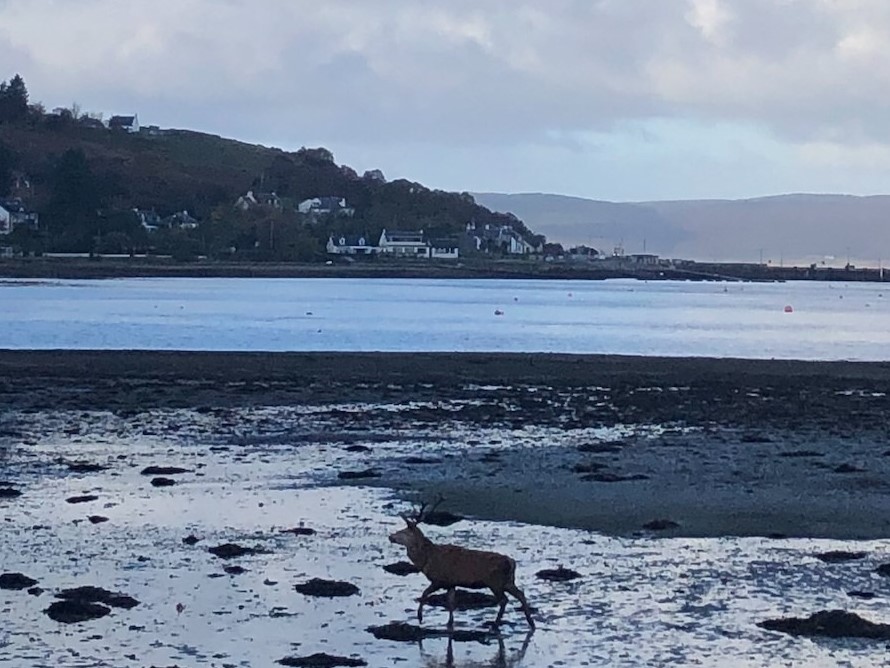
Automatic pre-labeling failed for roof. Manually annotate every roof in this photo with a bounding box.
[0,198,27,214]
[385,230,425,242]
[330,234,372,246]
[109,115,136,126]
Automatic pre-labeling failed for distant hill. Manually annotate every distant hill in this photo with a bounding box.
[474,192,890,265]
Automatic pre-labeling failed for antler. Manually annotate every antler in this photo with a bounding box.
[402,494,445,525]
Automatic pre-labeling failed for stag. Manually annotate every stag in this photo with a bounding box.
[388,500,535,629]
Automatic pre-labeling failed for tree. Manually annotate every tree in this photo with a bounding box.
[0,74,29,123]
[0,141,17,197]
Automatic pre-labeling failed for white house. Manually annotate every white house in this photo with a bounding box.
[326,234,377,255]
[0,199,39,234]
[108,114,139,133]
[378,229,429,257]
[298,196,354,217]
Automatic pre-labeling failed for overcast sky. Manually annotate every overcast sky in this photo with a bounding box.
[3,0,890,201]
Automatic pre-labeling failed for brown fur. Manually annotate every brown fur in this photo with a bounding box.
[389,520,535,628]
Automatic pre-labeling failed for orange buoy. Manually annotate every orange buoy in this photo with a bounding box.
[784,305,793,313]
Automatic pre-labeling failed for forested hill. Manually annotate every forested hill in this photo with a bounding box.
[0,77,538,258]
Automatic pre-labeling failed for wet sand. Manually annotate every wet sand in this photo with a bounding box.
[3,350,890,538]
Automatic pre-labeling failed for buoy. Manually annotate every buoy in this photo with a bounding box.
[494,309,504,316]
[784,305,793,313]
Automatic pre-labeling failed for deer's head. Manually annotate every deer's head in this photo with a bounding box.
[388,517,426,548]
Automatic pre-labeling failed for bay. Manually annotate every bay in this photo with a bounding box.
[2,277,889,359]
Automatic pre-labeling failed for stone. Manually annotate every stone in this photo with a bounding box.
[141,466,191,475]
[337,469,381,480]
[56,586,140,609]
[279,527,316,536]
[536,566,582,582]
[0,572,38,590]
[0,487,21,499]
[150,477,176,487]
[294,578,359,597]
[367,622,490,643]
[382,561,420,576]
[208,543,259,559]
[88,515,109,524]
[66,495,99,504]
[815,550,867,563]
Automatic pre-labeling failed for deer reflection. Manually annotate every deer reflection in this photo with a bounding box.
[419,628,534,668]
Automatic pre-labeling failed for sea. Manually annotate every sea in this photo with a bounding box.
[2,276,890,359]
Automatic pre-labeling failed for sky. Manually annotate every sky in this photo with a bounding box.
[3,0,890,202]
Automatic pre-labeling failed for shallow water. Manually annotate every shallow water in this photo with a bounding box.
[2,405,890,667]
[3,277,890,359]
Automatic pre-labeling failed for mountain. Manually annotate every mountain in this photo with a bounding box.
[473,192,890,265]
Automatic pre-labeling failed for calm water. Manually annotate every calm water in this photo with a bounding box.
[2,277,890,359]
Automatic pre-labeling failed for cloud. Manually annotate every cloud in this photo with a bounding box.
[4,0,890,197]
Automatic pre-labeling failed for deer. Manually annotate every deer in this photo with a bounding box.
[388,498,535,630]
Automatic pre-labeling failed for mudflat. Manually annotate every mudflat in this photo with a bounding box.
[2,350,889,538]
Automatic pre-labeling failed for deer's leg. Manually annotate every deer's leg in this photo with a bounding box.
[506,583,535,629]
[446,586,457,630]
[490,585,508,627]
[417,582,441,624]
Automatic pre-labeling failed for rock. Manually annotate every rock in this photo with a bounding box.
[581,473,649,483]
[778,450,824,458]
[643,519,680,531]
[758,610,890,639]
[573,461,609,474]
[294,578,359,597]
[88,515,109,524]
[382,561,420,576]
[56,586,140,609]
[421,510,463,527]
[224,565,248,575]
[0,572,38,590]
[577,442,625,454]
[848,591,877,599]
[277,653,367,667]
[343,445,371,453]
[66,461,108,473]
[27,586,44,596]
[403,456,443,465]
[874,563,890,577]
[815,550,867,563]
[536,566,582,582]
[337,469,381,480]
[279,527,316,536]
[182,534,201,545]
[208,543,259,559]
[426,590,498,610]
[834,463,865,473]
[0,487,21,499]
[45,600,111,623]
[150,477,176,487]
[140,466,191,475]
[367,622,490,643]
[66,494,99,504]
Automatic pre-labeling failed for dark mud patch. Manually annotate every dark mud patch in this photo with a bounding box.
[45,600,111,624]
[208,543,262,559]
[337,469,381,480]
[278,654,367,667]
[0,487,22,498]
[141,465,191,475]
[65,494,99,504]
[815,551,867,563]
[56,585,140,609]
[758,610,890,639]
[367,622,492,643]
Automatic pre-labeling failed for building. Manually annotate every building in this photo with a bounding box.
[429,239,460,260]
[465,222,538,255]
[0,198,39,234]
[326,234,377,255]
[108,114,139,133]
[378,229,429,257]
[298,196,354,217]
[234,191,282,211]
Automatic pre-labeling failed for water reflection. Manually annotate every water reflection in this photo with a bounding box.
[419,629,534,667]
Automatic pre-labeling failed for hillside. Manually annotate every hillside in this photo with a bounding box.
[0,117,536,258]
[474,192,890,265]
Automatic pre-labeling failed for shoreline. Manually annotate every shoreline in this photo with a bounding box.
[2,350,889,539]
[2,257,890,283]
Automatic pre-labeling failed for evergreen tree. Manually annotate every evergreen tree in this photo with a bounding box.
[0,74,29,122]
